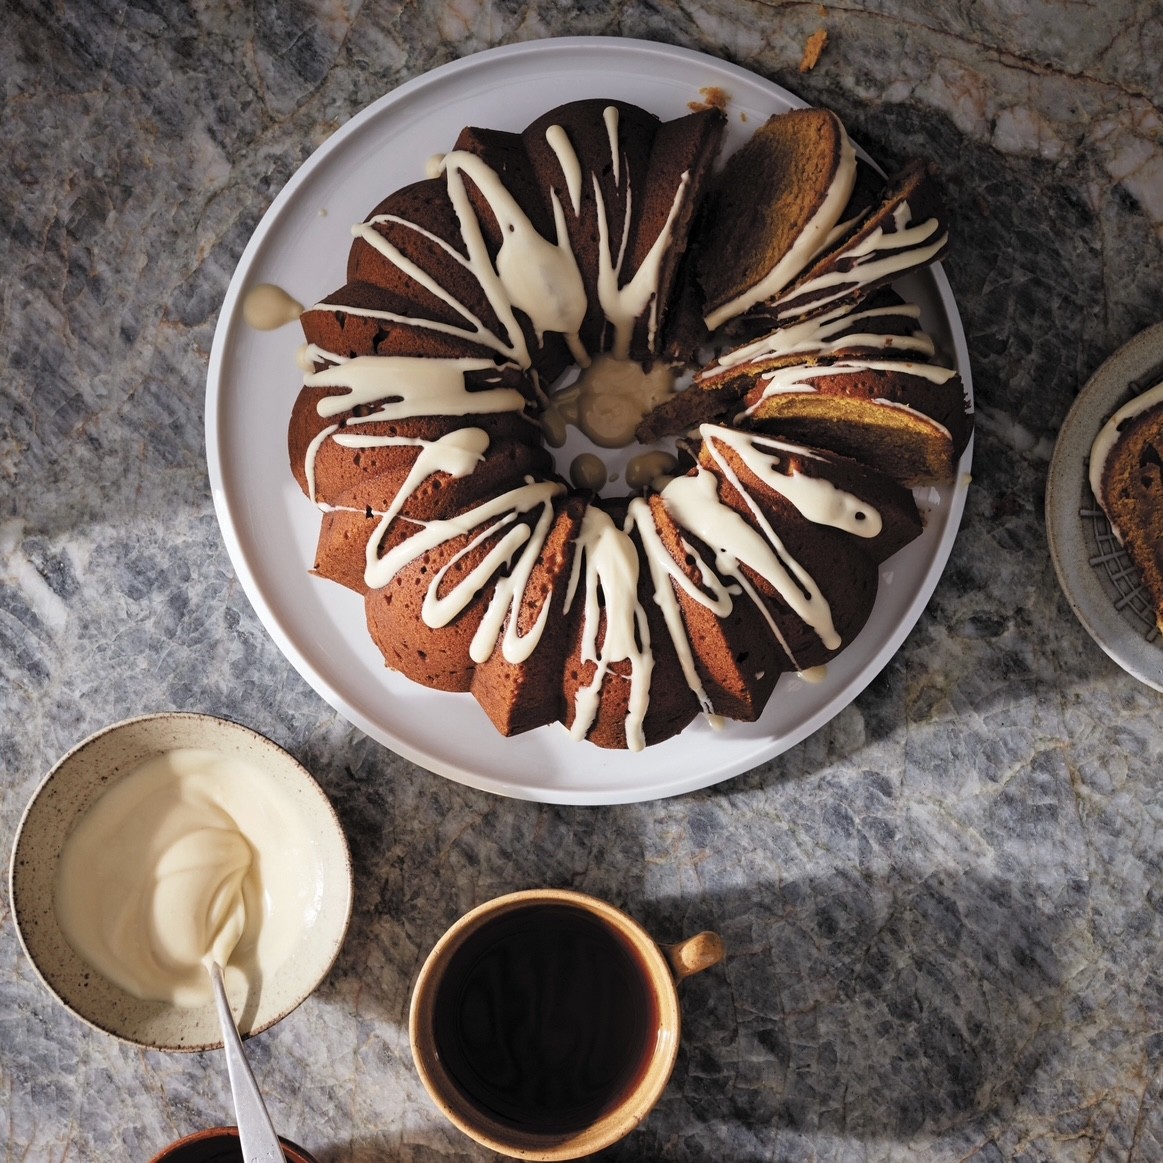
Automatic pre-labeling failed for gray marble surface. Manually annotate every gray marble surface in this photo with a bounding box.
[4,1,1163,1159]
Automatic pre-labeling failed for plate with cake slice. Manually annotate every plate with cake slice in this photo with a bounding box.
[206,36,974,803]
[1047,321,1163,691]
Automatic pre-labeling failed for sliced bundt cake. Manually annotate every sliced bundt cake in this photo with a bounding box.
[282,97,960,750]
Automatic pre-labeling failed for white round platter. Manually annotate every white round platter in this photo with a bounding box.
[1046,321,1163,690]
[205,36,974,805]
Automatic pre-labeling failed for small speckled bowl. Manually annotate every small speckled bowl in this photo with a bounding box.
[147,1127,319,1162]
[9,712,353,1051]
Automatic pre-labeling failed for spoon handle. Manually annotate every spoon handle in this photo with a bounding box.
[206,959,286,1163]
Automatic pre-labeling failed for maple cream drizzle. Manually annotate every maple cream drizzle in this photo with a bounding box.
[243,284,303,330]
[630,425,885,699]
[564,505,654,750]
[772,201,948,322]
[626,450,678,490]
[571,453,608,490]
[300,354,527,504]
[333,106,690,373]
[741,357,959,436]
[552,356,676,447]
[367,478,564,657]
[704,300,935,375]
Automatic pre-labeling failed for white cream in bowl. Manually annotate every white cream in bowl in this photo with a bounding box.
[55,748,323,1008]
[10,712,352,1050]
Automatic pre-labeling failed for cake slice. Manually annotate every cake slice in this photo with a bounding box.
[739,358,972,487]
[636,290,939,442]
[630,492,787,721]
[469,495,589,737]
[287,358,533,506]
[653,428,883,674]
[760,160,949,326]
[621,105,726,361]
[522,99,663,362]
[694,425,924,566]
[559,501,700,750]
[346,180,523,364]
[1090,380,1163,631]
[364,477,565,693]
[448,124,578,385]
[313,435,551,594]
[696,108,857,331]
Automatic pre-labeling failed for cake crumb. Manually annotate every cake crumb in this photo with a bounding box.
[799,27,829,72]
[689,86,730,113]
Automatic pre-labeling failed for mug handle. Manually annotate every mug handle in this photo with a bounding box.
[662,931,725,982]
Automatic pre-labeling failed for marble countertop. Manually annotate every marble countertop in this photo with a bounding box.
[4,2,1163,1159]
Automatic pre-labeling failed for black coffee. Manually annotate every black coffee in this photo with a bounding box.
[433,904,661,1133]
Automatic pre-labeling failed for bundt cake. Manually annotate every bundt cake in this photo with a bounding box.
[284,98,968,750]
[1090,379,1163,632]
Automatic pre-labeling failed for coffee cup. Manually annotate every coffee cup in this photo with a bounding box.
[409,888,724,1160]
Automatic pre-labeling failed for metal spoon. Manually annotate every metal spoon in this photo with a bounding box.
[205,958,286,1163]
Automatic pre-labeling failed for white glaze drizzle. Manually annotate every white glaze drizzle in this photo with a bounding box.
[350,216,529,365]
[366,478,564,664]
[596,169,691,358]
[638,423,885,682]
[703,121,858,331]
[301,355,525,504]
[433,149,590,363]
[468,483,561,665]
[552,355,676,448]
[563,504,654,750]
[604,105,622,187]
[626,450,678,490]
[243,284,303,330]
[663,462,840,652]
[310,291,514,364]
[741,356,958,423]
[332,105,690,379]
[545,124,584,215]
[625,429,874,702]
[651,470,804,667]
[629,494,731,714]
[699,424,882,539]
[704,300,935,375]
[308,355,525,419]
[356,426,490,567]
[571,452,608,490]
[773,200,948,321]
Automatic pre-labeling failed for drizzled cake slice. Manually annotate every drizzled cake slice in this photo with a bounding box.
[696,108,857,331]
[754,160,949,326]
[1090,380,1163,632]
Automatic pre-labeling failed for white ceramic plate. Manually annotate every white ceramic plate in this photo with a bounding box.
[205,36,974,805]
[1046,321,1163,690]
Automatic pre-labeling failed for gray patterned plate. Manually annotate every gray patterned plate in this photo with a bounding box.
[1046,321,1163,690]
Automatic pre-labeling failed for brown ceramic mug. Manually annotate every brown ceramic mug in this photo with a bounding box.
[146,1127,318,1162]
[409,888,724,1160]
